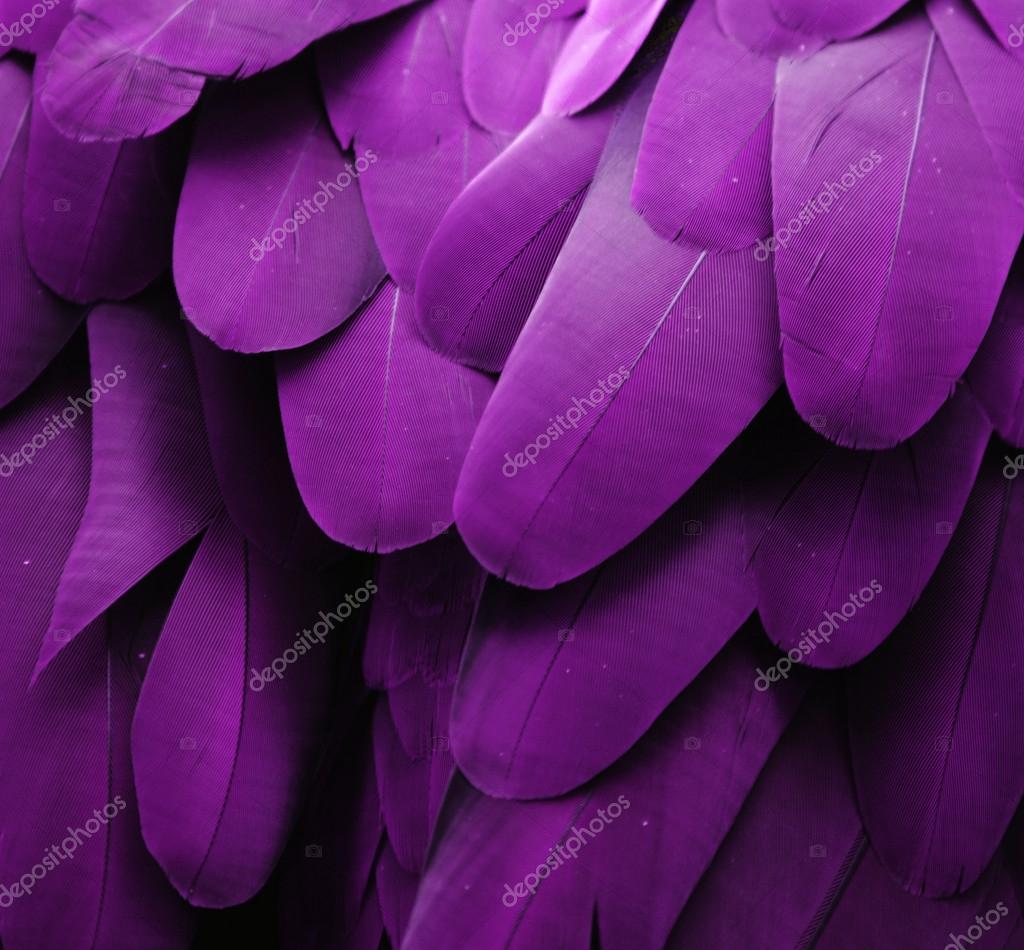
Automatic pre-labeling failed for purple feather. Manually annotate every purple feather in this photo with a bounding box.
[277,279,492,552]
[769,0,908,41]
[970,0,1024,57]
[131,511,343,907]
[24,65,186,304]
[174,60,384,353]
[375,842,420,947]
[34,288,221,681]
[848,441,1024,897]
[454,77,781,588]
[773,10,1024,448]
[745,388,991,668]
[451,444,755,799]
[0,57,83,409]
[632,0,776,249]
[716,0,826,57]
[415,106,615,372]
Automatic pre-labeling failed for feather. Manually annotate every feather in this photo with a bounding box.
[668,689,1024,948]
[971,0,1024,57]
[451,442,755,799]
[414,106,615,372]
[769,0,908,41]
[453,76,781,588]
[462,0,577,136]
[387,676,455,761]
[276,279,493,553]
[24,65,186,304]
[928,0,1024,206]
[0,0,73,55]
[0,57,83,409]
[632,0,776,249]
[405,628,806,950]
[187,329,341,569]
[39,0,418,142]
[375,842,420,947]
[34,287,221,681]
[0,563,197,950]
[773,10,1024,448]
[362,532,484,691]
[716,0,825,57]
[174,60,384,353]
[745,387,991,668]
[541,0,671,115]
[967,245,1024,446]
[318,0,504,291]
[131,511,346,907]
[848,439,1024,897]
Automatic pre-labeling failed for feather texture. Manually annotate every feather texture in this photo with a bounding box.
[773,11,1024,448]
[769,0,907,41]
[848,440,1024,897]
[717,0,825,57]
[454,77,781,588]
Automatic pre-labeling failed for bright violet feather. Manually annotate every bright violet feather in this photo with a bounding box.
[277,279,493,553]
[34,288,221,681]
[632,0,775,249]
[40,0,418,142]
[768,0,908,41]
[376,842,420,946]
[970,0,1024,57]
[716,0,826,57]
[24,67,186,304]
[451,444,755,799]
[542,0,671,114]
[131,511,342,907]
[175,61,384,353]
[848,441,1024,897]
[0,57,83,409]
[414,106,615,372]
[744,388,991,668]
[772,10,1024,448]
[454,77,781,588]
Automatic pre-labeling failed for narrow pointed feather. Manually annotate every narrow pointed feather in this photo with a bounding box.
[668,691,1024,948]
[174,61,384,353]
[848,440,1024,897]
[0,0,73,54]
[632,0,775,249]
[405,629,806,950]
[387,676,456,761]
[967,247,1024,446]
[769,0,908,41]
[187,330,341,569]
[541,0,671,115]
[971,0,1024,57]
[277,279,492,552]
[0,568,197,949]
[454,77,781,588]
[745,387,990,668]
[928,0,1024,205]
[40,0,418,142]
[34,289,221,680]
[452,445,755,799]
[773,11,1024,448]
[24,68,186,304]
[363,533,484,691]
[414,106,615,372]
[132,512,342,907]
[318,1,504,290]
[717,0,825,57]
[462,0,577,135]
[0,58,83,409]
[376,842,420,948]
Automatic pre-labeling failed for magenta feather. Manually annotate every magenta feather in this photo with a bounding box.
[773,10,1024,448]
[375,842,420,947]
[716,0,825,57]
[768,0,908,41]
[453,77,781,588]
[277,279,492,553]
[848,441,1024,897]
[970,0,1024,57]
[174,61,384,353]
[414,106,615,372]
[34,288,220,681]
